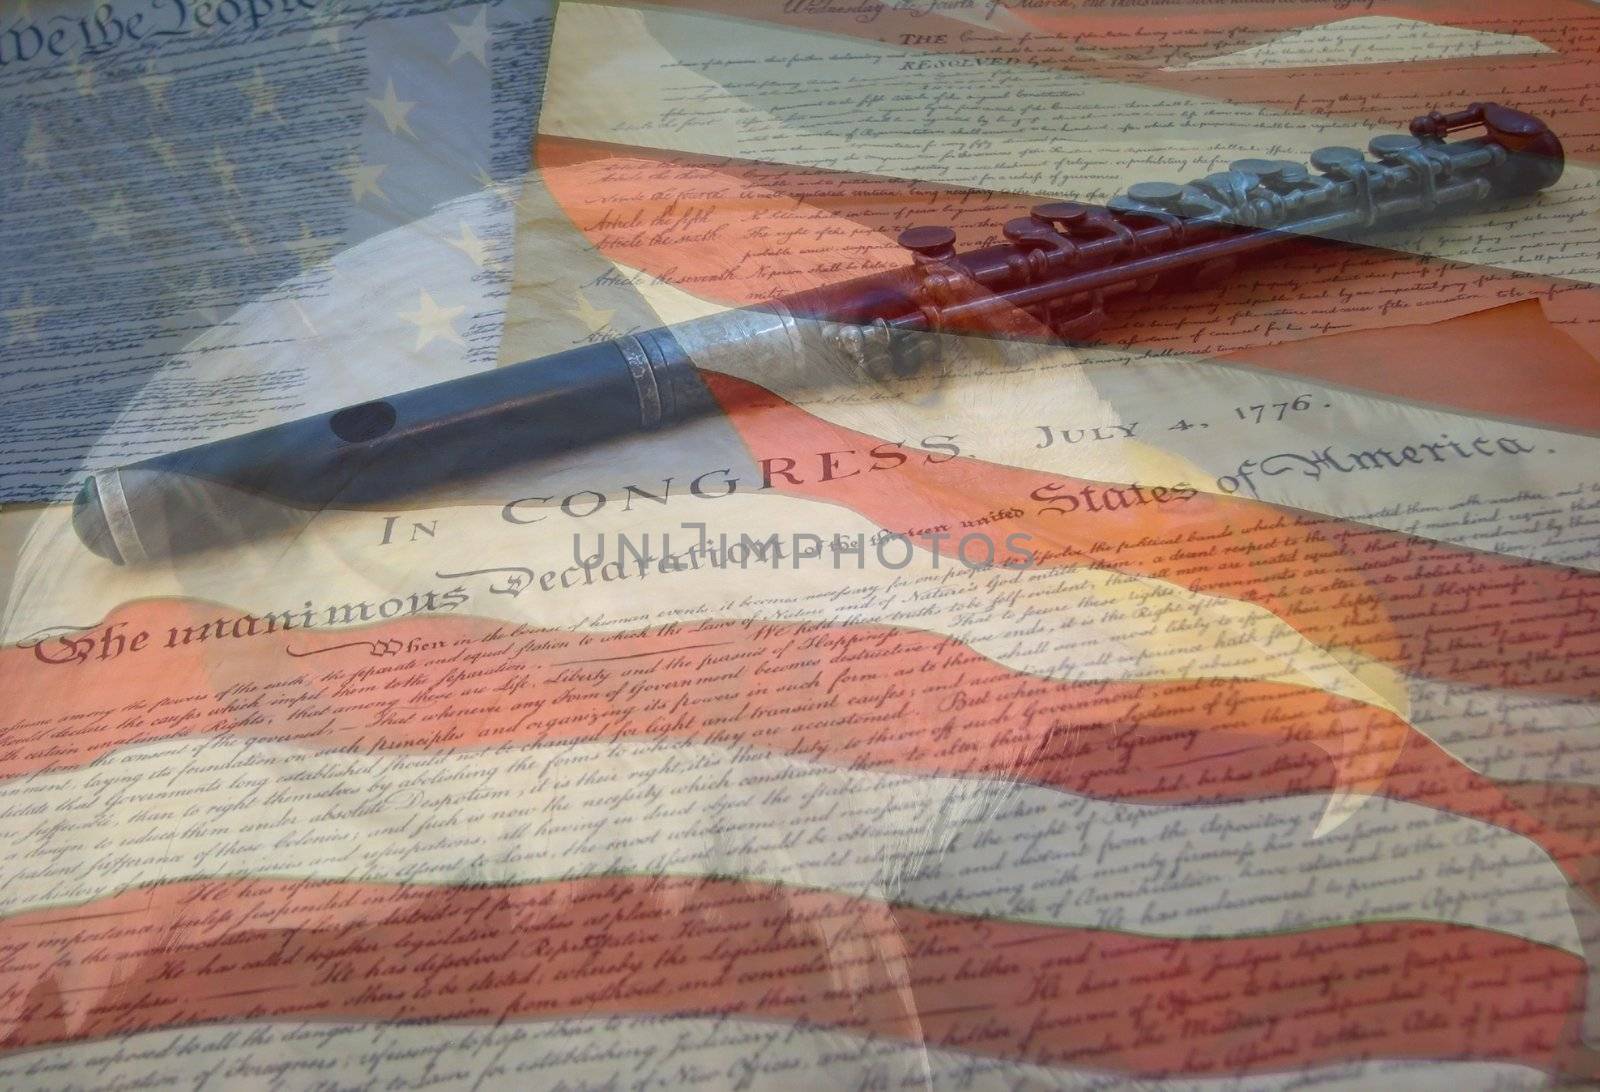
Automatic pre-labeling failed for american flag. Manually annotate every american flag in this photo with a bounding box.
[3,1,1600,1088]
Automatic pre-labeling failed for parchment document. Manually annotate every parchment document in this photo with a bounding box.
[0,0,547,504]
[4,1,1600,1088]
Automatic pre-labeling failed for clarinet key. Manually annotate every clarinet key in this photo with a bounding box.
[897,225,957,261]
[1125,181,1186,212]
[1229,159,1283,187]
[1196,172,1256,207]
[1369,133,1423,161]
[1003,217,1058,247]
[1272,161,1310,187]
[1030,202,1090,230]
[1311,146,1366,175]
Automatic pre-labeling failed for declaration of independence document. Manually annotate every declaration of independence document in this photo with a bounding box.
[5,2,1600,1089]
[7,436,1600,1084]
[0,0,561,505]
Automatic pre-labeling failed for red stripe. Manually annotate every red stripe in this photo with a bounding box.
[0,875,1586,1077]
[12,601,1600,903]
[1215,299,1600,433]
[3,601,1386,797]
[700,371,1600,699]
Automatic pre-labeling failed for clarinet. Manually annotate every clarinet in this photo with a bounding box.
[75,103,1564,564]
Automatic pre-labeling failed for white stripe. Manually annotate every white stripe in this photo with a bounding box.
[10,441,1578,824]
[7,487,1411,719]
[1162,17,1554,70]
[0,1016,1552,1091]
[1,736,1580,954]
[1409,676,1600,786]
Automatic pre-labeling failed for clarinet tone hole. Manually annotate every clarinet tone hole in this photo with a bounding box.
[330,400,398,443]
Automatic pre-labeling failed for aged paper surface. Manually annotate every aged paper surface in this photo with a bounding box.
[4,1,1600,1087]
[0,0,535,504]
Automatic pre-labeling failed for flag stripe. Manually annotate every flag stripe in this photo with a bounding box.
[1410,677,1600,786]
[0,1015,1558,1091]
[0,875,1585,1076]
[702,372,1600,698]
[1213,300,1600,435]
[4,490,1423,745]
[14,0,1600,1083]
[11,600,1600,904]
[539,2,1600,291]
[5,603,1390,796]
[0,734,1583,955]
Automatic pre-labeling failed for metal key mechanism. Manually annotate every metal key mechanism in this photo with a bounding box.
[842,103,1562,347]
[1411,102,1564,195]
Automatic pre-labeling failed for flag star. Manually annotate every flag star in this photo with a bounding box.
[230,218,257,255]
[471,164,517,203]
[187,271,224,327]
[399,290,467,351]
[568,291,616,337]
[448,7,489,66]
[242,67,281,121]
[3,289,50,345]
[159,271,224,333]
[87,192,132,240]
[283,222,339,274]
[309,19,346,50]
[367,79,419,139]
[148,136,180,171]
[290,299,321,336]
[68,60,95,97]
[208,146,241,196]
[447,222,489,268]
[21,122,49,169]
[139,67,173,111]
[338,157,388,204]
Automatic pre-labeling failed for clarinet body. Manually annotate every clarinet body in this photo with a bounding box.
[75,103,1565,564]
